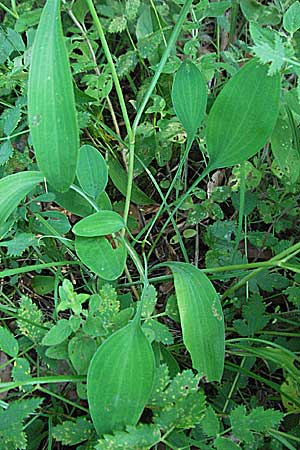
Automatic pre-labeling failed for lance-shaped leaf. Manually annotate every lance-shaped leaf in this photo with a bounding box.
[172,59,207,144]
[165,262,225,381]
[28,0,79,192]
[75,235,127,280]
[76,145,108,198]
[0,171,43,225]
[87,319,155,436]
[206,58,280,169]
[73,211,125,237]
[108,155,154,205]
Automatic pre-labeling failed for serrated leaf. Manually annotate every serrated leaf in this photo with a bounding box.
[0,171,43,225]
[0,232,37,257]
[0,140,13,165]
[154,389,206,430]
[53,417,94,446]
[28,0,79,192]
[75,235,127,280]
[0,398,42,430]
[87,319,155,436]
[172,59,207,143]
[17,296,46,343]
[41,319,72,346]
[164,263,225,381]
[252,34,286,75]
[201,405,220,437]
[4,106,21,135]
[230,405,283,445]
[283,1,300,34]
[143,319,174,345]
[0,326,18,357]
[76,145,108,198]
[73,211,125,237]
[95,424,160,450]
[206,59,280,169]
[12,357,31,386]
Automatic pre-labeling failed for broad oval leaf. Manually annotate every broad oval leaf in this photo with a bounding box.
[87,319,155,436]
[76,145,108,198]
[72,211,125,237]
[75,235,127,280]
[108,155,154,205]
[0,171,43,225]
[51,185,112,217]
[206,58,280,169]
[28,0,79,192]
[165,262,225,381]
[172,59,207,143]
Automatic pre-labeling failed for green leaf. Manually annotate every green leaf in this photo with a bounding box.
[0,232,37,257]
[0,171,43,225]
[76,145,108,198]
[75,235,127,280]
[51,184,112,217]
[17,296,46,343]
[214,437,241,450]
[141,284,157,318]
[68,335,96,374]
[206,59,280,169]
[41,319,72,346]
[4,106,21,136]
[201,405,220,438]
[108,155,154,205]
[164,263,225,381]
[31,275,55,295]
[283,1,300,34]
[53,417,94,446]
[96,424,160,450]
[172,59,207,143]
[72,211,125,237]
[0,398,43,449]
[0,326,18,357]
[28,0,79,192]
[0,141,13,165]
[87,319,155,436]
[230,405,283,445]
[252,34,287,75]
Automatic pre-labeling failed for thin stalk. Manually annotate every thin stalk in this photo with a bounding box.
[0,129,30,142]
[147,165,211,258]
[0,261,80,278]
[233,161,246,259]
[85,0,134,227]
[0,375,85,394]
[0,1,18,18]
[142,137,193,245]
[70,183,100,212]
[136,155,189,262]
[132,0,193,134]
[221,240,300,300]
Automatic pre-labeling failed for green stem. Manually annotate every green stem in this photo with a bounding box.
[221,240,300,300]
[0,1,18,18]
[0,375,85,394]
[147,165,211,258]
[0,261,80,278]
[85,0,134,227]
[70,183,100,212]
[233,161,246,258]
[132,0,193,134]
